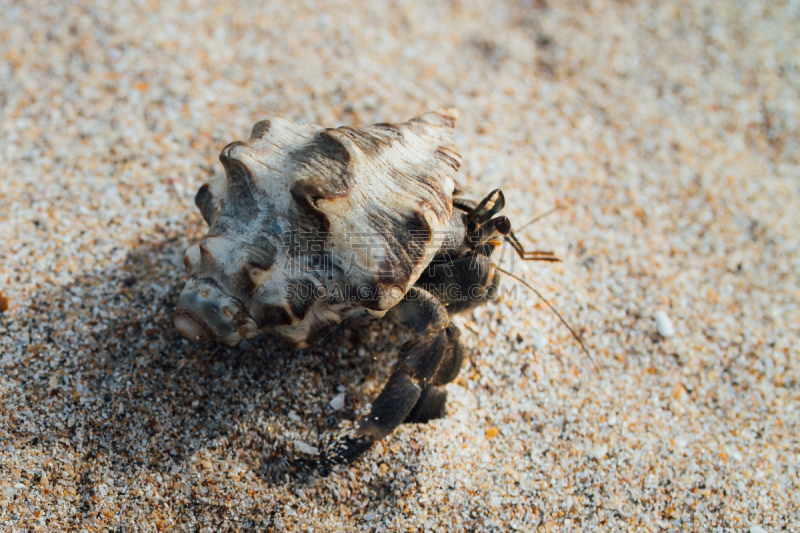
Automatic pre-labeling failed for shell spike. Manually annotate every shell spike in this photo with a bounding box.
[219,141,258,191]
[411,108,459,130]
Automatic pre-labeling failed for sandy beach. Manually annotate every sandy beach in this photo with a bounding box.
[1,0,799,530]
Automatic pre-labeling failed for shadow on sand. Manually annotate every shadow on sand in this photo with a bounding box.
[1,231,403,524]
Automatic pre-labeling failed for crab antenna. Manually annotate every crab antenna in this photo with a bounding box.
[493,264,600,374]
[515,205,565,233]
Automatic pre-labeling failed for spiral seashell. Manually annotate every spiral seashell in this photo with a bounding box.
[174,109,461,347]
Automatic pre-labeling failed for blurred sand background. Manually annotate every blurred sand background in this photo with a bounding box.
[1,0,799,530]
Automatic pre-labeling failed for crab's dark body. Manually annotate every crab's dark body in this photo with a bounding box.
[318,189,512,470]
[173,110,531,474]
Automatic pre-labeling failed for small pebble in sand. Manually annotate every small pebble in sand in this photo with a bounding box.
[750,526,769,533]
[330,392,345,411]
[654,311,675,338]
[295,442,319,455]
[0,290,8,313]
[531,330,547,351]
[590,444,608,460]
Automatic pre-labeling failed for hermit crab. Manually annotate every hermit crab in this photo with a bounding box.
[174,109,588,474]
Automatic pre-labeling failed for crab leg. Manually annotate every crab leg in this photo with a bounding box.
[319,286,460,470]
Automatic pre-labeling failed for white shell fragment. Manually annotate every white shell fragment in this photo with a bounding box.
[330,392,345,411]
[654,311,675,338]
[531,330,547,351]
[295,441,320,455]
